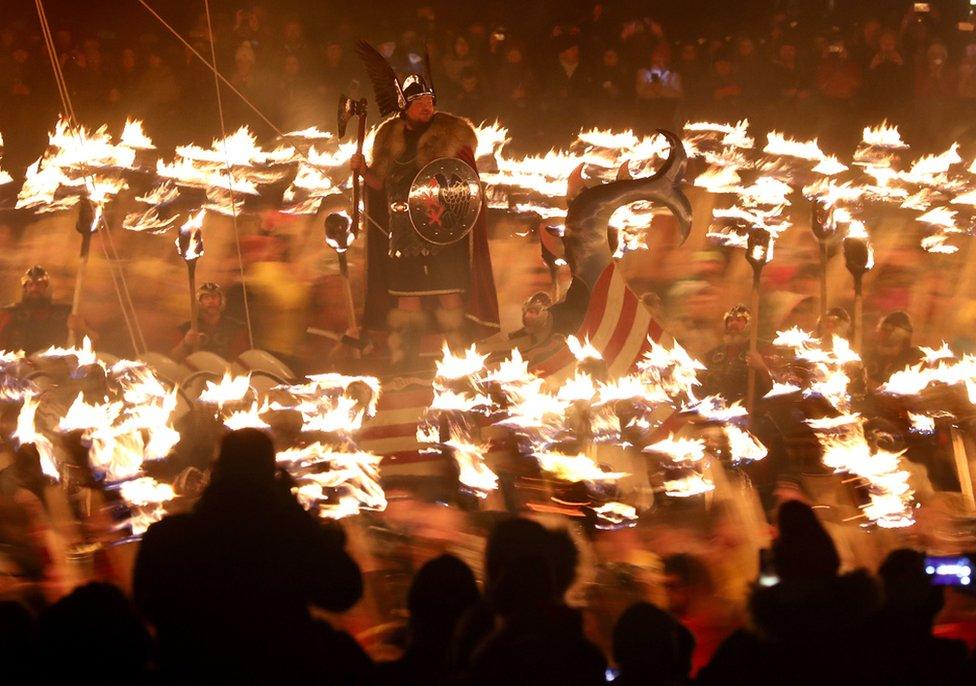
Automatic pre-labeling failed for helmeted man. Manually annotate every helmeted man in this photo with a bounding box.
[171,282,249,362]
[352,41,499,369]
[864,310,923,387]
[0,266,90,354]
[700,304,772,402]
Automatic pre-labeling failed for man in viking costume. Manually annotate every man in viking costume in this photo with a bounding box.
[351,40,499,369]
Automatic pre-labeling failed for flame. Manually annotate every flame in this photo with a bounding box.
[475,120,510,159]
[37,336,98,368]
[812,155,848,176]
[12,393,58,479]
[664,473,715,497]
[445,439,498,497]
[724,424,768,464]
[908,412,936,435]
[222,401,271,430]
[198,372,252,407]
[763,131,825,161]
[435,343,488,380]
[592,501,639,529]
[535,451,627,483]
[861,121,908,149]
[645,434,707,463]
[175,209,205,261]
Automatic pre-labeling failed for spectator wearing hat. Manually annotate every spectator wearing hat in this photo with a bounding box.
[864,310,923,387]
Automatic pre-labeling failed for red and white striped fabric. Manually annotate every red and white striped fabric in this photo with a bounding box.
[361,263,670,466]
[530,262,671,382]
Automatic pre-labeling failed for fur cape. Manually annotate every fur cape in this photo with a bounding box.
[368,112,478,184]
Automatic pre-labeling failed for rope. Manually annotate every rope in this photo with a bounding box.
[134,0,282,135]
[33,0,145,354]
[202,0,254,349]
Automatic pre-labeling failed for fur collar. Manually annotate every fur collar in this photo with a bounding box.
[369,112,477,184]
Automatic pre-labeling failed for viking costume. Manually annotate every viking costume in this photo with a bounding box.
[0,266,71,354]
[356,41,499,363]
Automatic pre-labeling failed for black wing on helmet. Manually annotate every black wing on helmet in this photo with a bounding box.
[355,40,404,117]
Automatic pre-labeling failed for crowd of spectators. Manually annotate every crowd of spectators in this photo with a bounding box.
[1,428,975,682]
[4,1,976,170]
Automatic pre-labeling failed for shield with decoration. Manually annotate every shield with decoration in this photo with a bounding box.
[407,157,483,246]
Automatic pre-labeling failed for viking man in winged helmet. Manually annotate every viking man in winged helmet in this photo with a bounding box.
[351,40,499,370]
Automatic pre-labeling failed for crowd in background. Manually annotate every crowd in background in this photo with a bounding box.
[1,427,975,683]
[4,1,976,165]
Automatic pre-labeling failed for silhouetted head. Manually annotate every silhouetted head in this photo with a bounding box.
[213,428,276,487]
[407,554,480,639]
[39,583,150,679]
[878,548,944,627]
[613,602,694,683]
[663,553,712,616]
[773,500,840,582]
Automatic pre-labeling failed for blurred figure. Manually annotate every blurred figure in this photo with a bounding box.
[544,34,593,130]
[815,38,860,137]
[863,30,910,123]
[707,51,744,121]
[698,501,879,685]
[663,553,740,677]
[635,43,683,130]
[134,428,364,681]
[377,554,480,685]
[592,47,630,126]
[170,281,248,362]
[0,265,92,353]
[864,310,923,386]
[466,520,606,685]
[612,602,694,686]
[769,41,810,121]
[866,549,969,685]
[442,35,478,96]
[915,42,956,145]
[39,582,151,681]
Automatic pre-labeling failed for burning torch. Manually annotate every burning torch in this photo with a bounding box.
[175,210,205,352]
[325,211,359,336]
[810,201,836,321]
[843,221,873,352]
[68,198,96,347]
[744,227,772,412]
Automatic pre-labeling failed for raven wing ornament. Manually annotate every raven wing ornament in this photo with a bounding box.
[355,40,405,117]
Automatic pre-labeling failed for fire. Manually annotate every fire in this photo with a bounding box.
[474,120,510,159]
[435,343,488,380]
[198,372,252,407]
[763,131,825,161]
[37,335,98,368]
[812,155,848,176]
[445,439,499,497]
[175,209,206,261]
[592,501,639,529]
[861,121,908,149]
[12,393,58,479]
[645,434,706,463]
[535,451,628,483]
[664,473,715,498]
[724,424,768,464]
[222,401,271,430]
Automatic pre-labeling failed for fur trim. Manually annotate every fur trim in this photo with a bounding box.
[433,307,465,332]
[387,308,429,333]
[369,112,478,184]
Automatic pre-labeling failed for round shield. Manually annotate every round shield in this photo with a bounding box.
[408,157,483,246]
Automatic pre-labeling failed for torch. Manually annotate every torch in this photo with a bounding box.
[843,222,873,352]
[325,211,360,342]
[744,227,772,412]
[175,210,205,352]
[810,201,835,321]
[68,198,96,347]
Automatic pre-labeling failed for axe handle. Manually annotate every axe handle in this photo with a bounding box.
[352,113,367,237]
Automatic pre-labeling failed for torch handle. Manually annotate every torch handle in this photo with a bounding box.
[340,254,359,338]
[819,240,829,320]
[746,270,761,414]
[853,276,863,353]
[68,232,93,347]
[187,260,200,352]
[352,113,367,237]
